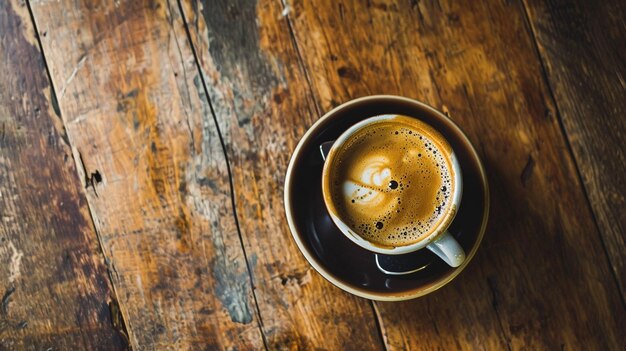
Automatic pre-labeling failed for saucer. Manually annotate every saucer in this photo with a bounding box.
[284,96,489,300]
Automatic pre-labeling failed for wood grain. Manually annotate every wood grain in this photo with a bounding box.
[523,0,626,301]
[281,0,624,349]
[180,0,385,349]
[10,0,622,348]
[0,0,126,349]
[29,0,265,349]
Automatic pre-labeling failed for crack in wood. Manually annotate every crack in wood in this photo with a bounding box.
[279,0,322,117]
[78,151,101,197]
[109,298,130,345]
[23,1,132,347]
[487,277,512,351]
[59,54,87,99]
[176,1,268,349]
[370,301,390,351]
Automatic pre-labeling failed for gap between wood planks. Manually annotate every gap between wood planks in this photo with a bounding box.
[279,0,323,118]
[173,0,270,349]
[276,0,389,350]
[518,0,626,308]
[24,0,131,347]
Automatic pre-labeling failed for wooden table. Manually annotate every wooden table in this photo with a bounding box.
[0,0,623,349]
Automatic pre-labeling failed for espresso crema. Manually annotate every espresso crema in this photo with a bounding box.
[324,115,456,247]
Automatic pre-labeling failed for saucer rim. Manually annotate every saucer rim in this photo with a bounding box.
[284,95,490,301]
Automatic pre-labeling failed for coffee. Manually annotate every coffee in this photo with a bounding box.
[324,115,456,247]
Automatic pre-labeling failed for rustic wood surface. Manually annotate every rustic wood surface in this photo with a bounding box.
[0,0,623,349]
[28,0,264,349]
[523,0,626,300]
[180,1,385,349]
[0,0,126,349]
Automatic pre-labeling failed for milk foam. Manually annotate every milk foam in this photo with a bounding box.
[327,115,455,247]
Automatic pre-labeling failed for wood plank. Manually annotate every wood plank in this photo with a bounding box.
[0,0,127,348]
[280,0,625,349]
[29,0,265,349]
[180,0,385,349]
[523,0,626,300]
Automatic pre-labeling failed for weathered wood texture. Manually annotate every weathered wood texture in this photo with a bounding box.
[523,0,626,300]
[280,0,624,350]
[29,0,265,349]
[7,0,624,348]
[0,0,126,349]
[181,0,385,349]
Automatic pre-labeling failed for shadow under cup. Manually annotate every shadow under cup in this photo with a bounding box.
[285,96,489,300]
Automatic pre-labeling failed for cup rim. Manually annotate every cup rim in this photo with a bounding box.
[320,114,464,255]
[284,95,490,300]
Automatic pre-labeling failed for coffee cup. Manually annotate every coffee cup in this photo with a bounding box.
[320,114,466,267]
[284,95,489,300]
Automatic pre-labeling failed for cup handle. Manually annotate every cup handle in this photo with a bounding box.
[426,231,465,267]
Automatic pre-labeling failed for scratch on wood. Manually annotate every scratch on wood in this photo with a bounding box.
[521,155,535,187]
[617,71,625,90]
[59,55,88,99]
[338,2,345,20]
[487,277,513,351]
[2,286,15,314]
[8,241,23,283]
[487,277,499,309]
[414,0,426,27]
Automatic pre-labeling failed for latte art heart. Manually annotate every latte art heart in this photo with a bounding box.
[341,157,393,206]
[324,115,455,247]
[359,158,391,187]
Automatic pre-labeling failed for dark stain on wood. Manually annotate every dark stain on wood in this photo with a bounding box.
[336,66,360,81]
[200,0,278,91]
[198,0,279,130]
[174,208,192,252]
[1,287,15,314]
[0,1,127,349]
